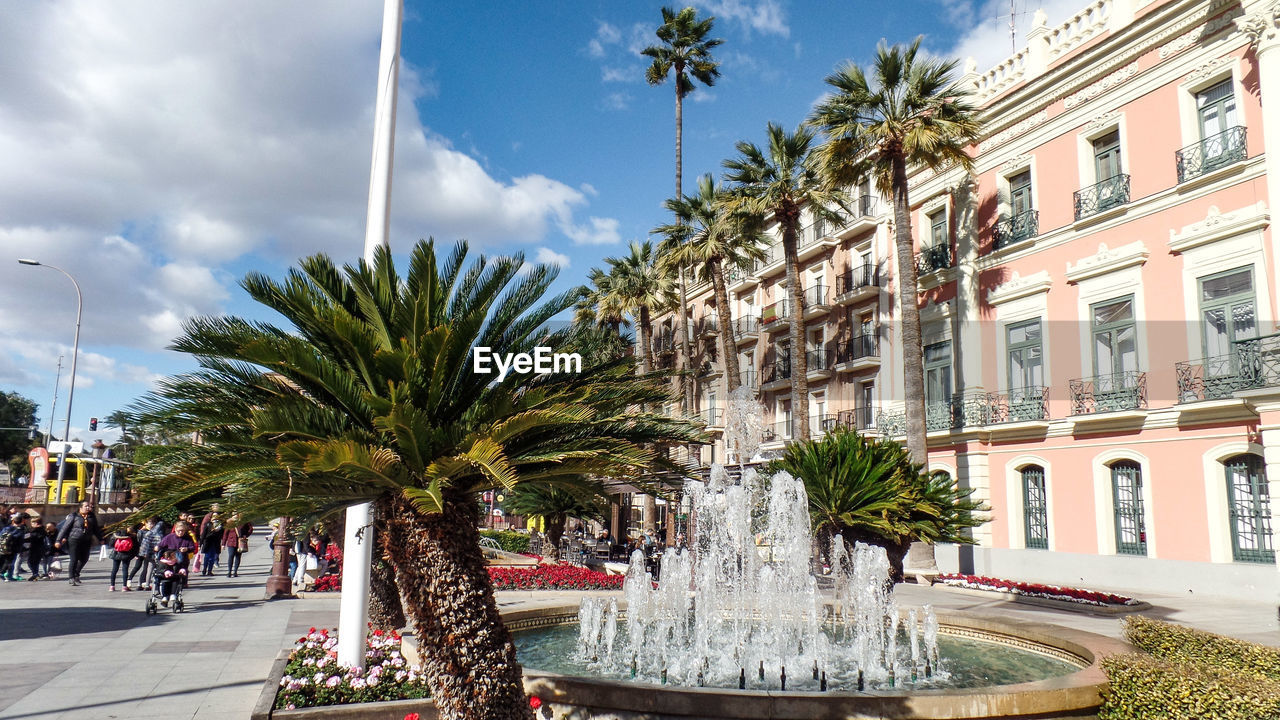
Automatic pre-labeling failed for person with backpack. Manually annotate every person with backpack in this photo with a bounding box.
[198,512,225,576]
[0,513,27,581]
[54,501,105,586]
[107,524,140,592]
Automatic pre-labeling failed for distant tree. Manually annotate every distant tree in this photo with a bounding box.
[503,481,608,561]
[0,391,38,468]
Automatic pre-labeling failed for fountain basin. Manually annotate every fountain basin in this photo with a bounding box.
[507,603,1129,720]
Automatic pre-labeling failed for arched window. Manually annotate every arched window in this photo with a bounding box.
[1224,455,1275,563]
[1021,465,1048,549]
[1110,461,1146,555]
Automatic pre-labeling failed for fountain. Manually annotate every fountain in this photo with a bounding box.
[574,465,941,691]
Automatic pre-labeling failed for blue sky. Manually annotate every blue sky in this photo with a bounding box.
[0,0,1085,446]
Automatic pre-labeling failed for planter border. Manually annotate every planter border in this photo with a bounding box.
[935,583,1152,615]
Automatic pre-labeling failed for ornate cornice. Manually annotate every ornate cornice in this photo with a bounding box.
[1183,55,1235,84]
[1168,202,1270,253]
[1065,241,1149,283]
[1063,62,1140,109]
[1237,0,1280,50]
[1001,153,1033,172]
[987,270,1053,305]
[1083,110,1123,134]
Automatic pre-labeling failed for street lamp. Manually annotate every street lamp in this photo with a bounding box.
[19,259,82,504]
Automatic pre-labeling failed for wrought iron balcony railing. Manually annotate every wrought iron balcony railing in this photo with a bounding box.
[857,195,878,217]
[703,407,722,425]
[1073,174,1130,220]
[836,406,875,431]
[1176,126,1247,183]
[1069,371,1147,415]
[1175,353,1252,403]
[762,419,796,442]
[761,300,792,326]
[1235,333,1280,390]
[986,386,1049,423]
[700,315,719,336]
[799,219,829,250]
[740,369,758,389]
[653,332,675,355]
[804,284,829,307]
[992,210,1040,250]
[764,359,791,385]
[915,244,953,275]
[836,264,877,295]
[877,388,1047,434]
[734,315,759,338]
[806,348,831,372]
[838,334,878,363]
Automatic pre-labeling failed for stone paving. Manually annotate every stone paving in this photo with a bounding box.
[0,549,1277,719]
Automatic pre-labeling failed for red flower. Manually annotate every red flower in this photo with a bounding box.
[529,696,543,709]
[309,627,316,633]
[404,713,421,720]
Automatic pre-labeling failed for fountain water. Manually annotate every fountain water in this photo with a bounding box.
[577,463,940,691]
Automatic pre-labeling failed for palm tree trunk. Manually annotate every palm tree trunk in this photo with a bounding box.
[674,81,694,416]
[384,492,532,720]
[891,155,928,469]
[782,213,810,440]
[638,306,653,375]
[546,514,566,562]
[370,500,406,632]
[711,258,740,392]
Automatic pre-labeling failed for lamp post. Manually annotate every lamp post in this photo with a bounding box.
[19,259,82,505]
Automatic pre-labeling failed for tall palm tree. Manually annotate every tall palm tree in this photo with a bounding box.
[643,5,723,415]
[504,480,608,562]
[655,174,766,393]
[809,37,981,466]
[128,240,701,720]
[606,240,673,377]
[723,122,849,440]
[576,266,628,337]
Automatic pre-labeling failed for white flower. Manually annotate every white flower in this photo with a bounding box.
[349,677,366,690]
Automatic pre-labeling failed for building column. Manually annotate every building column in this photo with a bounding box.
[1255,403,1280,586]
[955,446,993,548]
[1239,1,1280,302]
[952,175,984,399]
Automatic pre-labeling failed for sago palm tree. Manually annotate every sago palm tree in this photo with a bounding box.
[766,428,987,582]
[723,122,849,440]
[809,37,981,466]
[655,174,766,393]
[128,240,702,720]
[643,5,723,414]
[503,480,607,562]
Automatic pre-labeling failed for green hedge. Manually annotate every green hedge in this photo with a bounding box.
[1099,653,1280,720]
[1124,616,1280,683]
[479,529,529,554]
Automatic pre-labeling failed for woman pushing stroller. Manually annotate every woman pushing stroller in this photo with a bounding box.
[152,520,196,608]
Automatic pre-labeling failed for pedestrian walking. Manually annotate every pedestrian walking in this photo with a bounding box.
[0,513,27,581]
[54,501,105,586]
[199,512,224,576]
[108,524,140,591]
[222,516,252,578]
[127,516,164,590]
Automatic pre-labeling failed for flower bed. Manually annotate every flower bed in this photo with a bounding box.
[274,627,430,710]
[937,573,1140,607]
[489,564,624,591]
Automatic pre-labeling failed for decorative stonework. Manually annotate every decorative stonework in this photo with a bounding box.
[1168,202,1270,253]
[1083,110,1122,134]
[1183,56,1234,84]
[1001,153,1033,172]
[1065,241,1149,283]
[1237,0,1280,50]
[987,270,1053,306]
[977,110,1049,153]
[1063,62,1139,109]
[1163,8,1244,58]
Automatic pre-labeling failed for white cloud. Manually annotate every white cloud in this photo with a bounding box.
[587,21,623,58]
[534,247,570,268]
[694,0,790,38]
[560,217,621,246]
[601,92,632,111]
[947,0,1085,75]
[602,66,636,83]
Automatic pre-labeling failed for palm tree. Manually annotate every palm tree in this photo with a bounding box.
[606,240,673,377]
[503,480,607,562]
[643,5,723,415]
[766,428,987,582]
[809,37,981,466]
[723,122,850,440]
[127,240,701,720]
[655,174,766,393]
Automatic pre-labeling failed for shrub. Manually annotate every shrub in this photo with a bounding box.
[1124,616,1280,683]
[488,564,623,591]
[480,529,530,554]
[274,627,431,710]
[1099,653,1280,720]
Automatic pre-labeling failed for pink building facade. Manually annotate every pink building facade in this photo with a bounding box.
[654,0,1280,598]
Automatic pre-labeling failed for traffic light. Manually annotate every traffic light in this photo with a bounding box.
[89,417,98,431]
[27,425,37,440]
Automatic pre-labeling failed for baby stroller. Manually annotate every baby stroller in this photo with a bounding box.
[145,556,187,615]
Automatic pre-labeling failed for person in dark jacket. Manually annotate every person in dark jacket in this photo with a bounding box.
[54,501,105,586]
[198,512,225,576]
[127,516,164,590]
[0,513,27,581]
[221,516,252,578]
[19,511,45,581]
[107,524,140,592]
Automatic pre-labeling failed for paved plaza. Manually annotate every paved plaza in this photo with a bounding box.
[0,545,1276,719]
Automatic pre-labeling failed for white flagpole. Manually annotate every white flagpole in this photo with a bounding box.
[338,0,403,670]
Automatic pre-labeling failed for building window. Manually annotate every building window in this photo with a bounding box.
[1091,296,1137,378]
[1199,267,1256,358]
[929,209,947,246]
[1110,461,1147,556]
[924,340,952,407]
[1094,130,1122,182]
[1007,319,1044,391]
[1225,455,1275,564]
[1021,465,1049,549]
[858,381,874,429]
[1009,170,1033,217]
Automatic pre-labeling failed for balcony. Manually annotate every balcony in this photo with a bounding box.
[761,300,792,333]
[835,334,879,372]
[856,195,879,218]
[797,219,839,263]
[806,348,833,380]
[803,284,830,319]
[835,406,875,432]
[762,359,792,390]
[727,260,762,290]
[1069,371,1147,415]
[835,264,878,305]
[703,407,723,427]
[653,331,675,356]
[1175,353,1252,403]
[700,314,720,338]
[915,244,953,275]
[986,386,1049,423]
[875,390,1035,435]
[992,210,1039,251]
[1176,126,1247,183]
[740,369,758,390]
[734,316,760,344]
[1073,174,1130,221]
[762,418,797,443]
